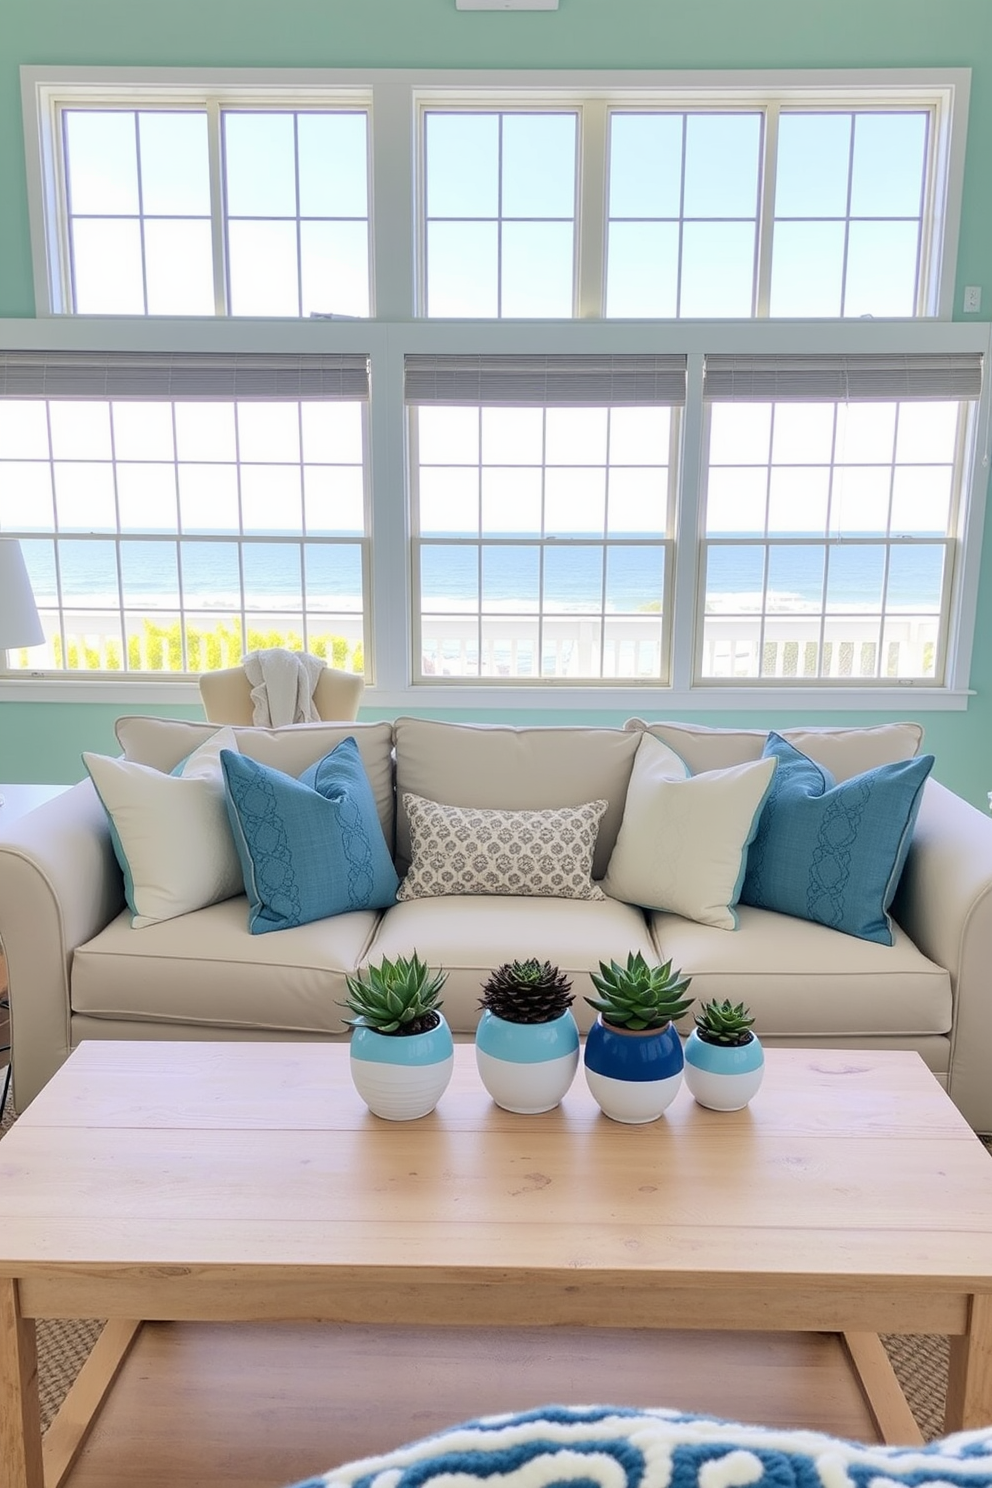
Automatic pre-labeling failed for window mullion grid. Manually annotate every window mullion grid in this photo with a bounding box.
[576,99,607,319]
[539,409,548,678]
[754,103,778,318]
[496,116,504,320]
[878,404,901,680]
[205,99,228,316]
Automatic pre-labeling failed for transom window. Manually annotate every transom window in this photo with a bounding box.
[60,105,371,317]
[32,73,962,321]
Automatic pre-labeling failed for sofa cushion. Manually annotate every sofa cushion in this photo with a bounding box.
[115,716,396,850]
[83,726,244,928]
[602,732,776,929]
[740,734,934,945]
[71,896,379,1033]
[283,1403,992,1488]
[392,717,639,879]
[221,740,399,934]
[365,894,656,1034]
[397,794,607,902]
[624,718,923,780]
[649,904,951,1037]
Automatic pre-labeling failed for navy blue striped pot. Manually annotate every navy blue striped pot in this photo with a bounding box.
[583,1015,684,1124]
[475,1009,580,1113]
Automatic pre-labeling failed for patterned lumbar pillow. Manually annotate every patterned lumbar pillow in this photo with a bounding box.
[739,732,934,944]
[602,730,777,929]
[84,726,244,928]
[221,736,399,934]
[397,794,607,901]
[282,1403,992,1488]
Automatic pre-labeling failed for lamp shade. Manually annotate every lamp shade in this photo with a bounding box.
[0,539,44,649]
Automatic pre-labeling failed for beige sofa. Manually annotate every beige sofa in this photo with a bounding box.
[2,713,992,1132]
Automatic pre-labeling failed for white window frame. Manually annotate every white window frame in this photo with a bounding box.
[7,66,986,713]
[23,66,971,323]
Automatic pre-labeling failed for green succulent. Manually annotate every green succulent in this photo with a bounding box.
[341,952,446,1036]
[585,951,694,1032]
[479,959,574,1025]
[694,998,755,1047]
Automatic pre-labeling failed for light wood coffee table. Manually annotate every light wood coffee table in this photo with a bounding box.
[2,1041,992,1488]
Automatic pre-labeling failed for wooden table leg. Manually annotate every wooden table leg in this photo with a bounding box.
[946,1294,992,1431]
[0,1278,44,1488]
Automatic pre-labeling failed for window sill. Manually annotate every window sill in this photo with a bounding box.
[0,676,973,712]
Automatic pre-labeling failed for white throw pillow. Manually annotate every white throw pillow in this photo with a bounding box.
[602,732,777,929]
[397,794,607,901]
[83,727,245,928]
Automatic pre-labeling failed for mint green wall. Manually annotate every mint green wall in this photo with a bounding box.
[2,0,991,807]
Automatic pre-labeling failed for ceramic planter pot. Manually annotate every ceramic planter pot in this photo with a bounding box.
[475,1008,580,1113]
[583,1015,684,1124]
[350,1013,454,1120]
[683,1029,764,1111]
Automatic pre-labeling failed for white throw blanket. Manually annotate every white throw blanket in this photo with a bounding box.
[242,649,325,726]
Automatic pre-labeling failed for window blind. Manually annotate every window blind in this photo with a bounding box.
[404,353,687,406]
[703,353,983,402]
[0,351,370,400]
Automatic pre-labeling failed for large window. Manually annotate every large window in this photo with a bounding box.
[8,66,986,707]
[0,351,369,676]
[58,103,371,317]
[29,72,965,321]
[698,353,981,685]
[407,355,683,682]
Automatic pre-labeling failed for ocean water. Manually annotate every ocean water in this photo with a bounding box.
[20,532,945,613]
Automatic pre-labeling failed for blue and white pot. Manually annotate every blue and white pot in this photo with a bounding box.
[475,1009,580,1114]
[350,1014,454,1120]
[683,1029,764,1111]
[583,1016,684,1124]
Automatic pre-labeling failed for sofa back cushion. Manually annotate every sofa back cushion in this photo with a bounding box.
[624,718,923,781]
[392,717,640,880]
[115,716,396,849]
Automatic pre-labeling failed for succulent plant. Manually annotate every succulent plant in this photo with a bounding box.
[694,997,755,1047]
[585,951,694,1032]
[479,959,575,1025]
[341,952,446,1036]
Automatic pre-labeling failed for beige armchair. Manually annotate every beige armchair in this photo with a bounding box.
[199,663,364,725]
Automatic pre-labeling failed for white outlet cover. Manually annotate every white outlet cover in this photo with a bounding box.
[457,0,558,9]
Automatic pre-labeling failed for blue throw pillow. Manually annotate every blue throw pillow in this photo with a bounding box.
[282,1403,992,1488]
[221,737,399,935]
[739,732,933,945]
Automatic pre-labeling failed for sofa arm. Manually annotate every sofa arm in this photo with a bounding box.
[0,781,124,1109]
[894,778,992,1133]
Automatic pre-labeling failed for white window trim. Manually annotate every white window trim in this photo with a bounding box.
[0,313,987,712]
[22,64,971,322]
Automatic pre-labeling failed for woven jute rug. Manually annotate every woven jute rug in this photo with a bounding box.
[0,1070,982,1442]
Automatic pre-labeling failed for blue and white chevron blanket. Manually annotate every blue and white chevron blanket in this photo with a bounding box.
[285,1404,992,1488]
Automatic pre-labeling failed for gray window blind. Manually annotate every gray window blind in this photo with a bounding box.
[703,353,983,402]
[404,354,687,406]
[0,351,370,400]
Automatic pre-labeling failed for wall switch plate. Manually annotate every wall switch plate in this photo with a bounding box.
[964,285,982,313]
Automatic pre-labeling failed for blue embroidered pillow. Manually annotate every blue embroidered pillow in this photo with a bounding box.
[221,737,399,935]
[739,732,933,945]
[282,1403,992,1488]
